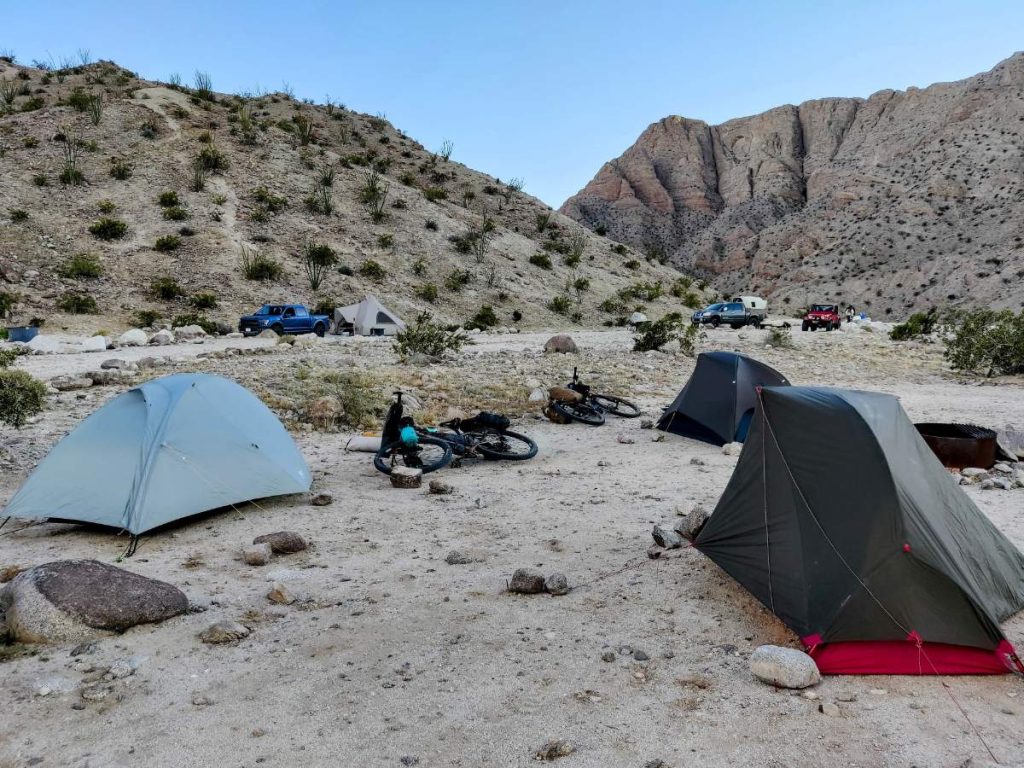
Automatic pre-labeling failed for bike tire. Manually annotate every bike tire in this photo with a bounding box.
[475,429,539,461]
[374,435,453,475]
[591,394,641,418]
[549,400,606,426]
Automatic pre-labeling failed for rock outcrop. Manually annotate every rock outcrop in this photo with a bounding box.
[562,53,1024,312]
[0,560,188,643]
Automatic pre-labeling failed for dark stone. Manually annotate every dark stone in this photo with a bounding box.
[253,531,308,554]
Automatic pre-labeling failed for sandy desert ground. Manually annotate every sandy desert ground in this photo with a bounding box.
[1,325,1023,768]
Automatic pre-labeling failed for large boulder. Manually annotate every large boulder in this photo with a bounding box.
[0,560,188,644]
[174,324,207,341]
[749,645,820,689]
[543,334,578,354]
[118,329,149,347]
[150,329,175,346]
[998,424,1024,461]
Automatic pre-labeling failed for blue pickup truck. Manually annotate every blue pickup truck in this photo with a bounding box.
[239,304,331,337]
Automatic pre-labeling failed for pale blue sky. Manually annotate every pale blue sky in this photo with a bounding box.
[4,1,1022,206]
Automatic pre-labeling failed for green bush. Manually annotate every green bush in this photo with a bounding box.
[620,280,664,302]
[547,294,572,315]
[109,159,132,180]
[303,241,338,291]
[56,292,98,314]
[10,209,28,222]
[59,254,103,279]
[465,305,498,330]
[767,327,793,349]
[172,313,217,334]
[422,186,447,202]
[444,269,473,292]
[0,369,48,428]
[529,253,553,270]
[253,185,287,213]
[942,309,1024,376]
[358,259,387,282]
[162,206,188,221]
[158,191,180,207]
[240,246,283,281]
[416,283,438,303]
[632,312,689,352]
[88,217,127,240]
[154,235,182,252]
[191,292,218,310]
[151,276,184,300]
[394,312,468,359]
[0,347,26,368]
[133,309,161,327]
[890,308,938,341]
[0,291,16,318]
[196,145,229,171]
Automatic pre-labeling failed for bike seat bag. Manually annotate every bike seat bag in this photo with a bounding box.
[464,411,510,431]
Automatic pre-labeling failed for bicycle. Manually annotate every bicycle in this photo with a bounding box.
[547,367,641,426]
[374,391,453,475]
[421,412,538,462]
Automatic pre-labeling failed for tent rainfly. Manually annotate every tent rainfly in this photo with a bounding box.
[333,294,406,336]
[657,351,789,445]
[694,386,1024,675]
[2,374,311,544]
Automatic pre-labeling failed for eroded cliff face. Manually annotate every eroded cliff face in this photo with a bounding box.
[562,53,1024,313]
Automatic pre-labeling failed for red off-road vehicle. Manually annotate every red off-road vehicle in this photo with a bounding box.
[802,304,841,331]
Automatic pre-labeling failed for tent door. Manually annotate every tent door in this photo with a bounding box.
[370,328,385,337]
[735,408,755,442]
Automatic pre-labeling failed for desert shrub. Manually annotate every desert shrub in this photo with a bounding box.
[196,145,229,172]
[89,217,127,240]
[66,87,93,112]
[154,235,182,252]
[529,253,553,270]
[240,245,283,281]
[162,206,188,221]
[9,209,28,222]
[0,291,16,318]
[444,268,473,292]
[890,308,938,341]
[422,186,447,202]
[465,304,498,330]
[358,259,386,282]
[416,283,438,303]
[547,294,572,315]
[253,185,287,213]
[172,313,217,334]
[358,171,388,222]
[305,180,333,215]
[96,199,116,214]
[411,257,427,276]
[110,158,132,180]
[133,309,161,327]
[193,70,214,101]
[158,190,180,207]
[595,224,608,236]
[303,241,338,291]
[191,292,218,310]
[59,254,103,279]
[612,243,628,256]
[942,309,1024,376]
[151,276,184,300]
[632,312,689,352]
[535,212,552,232]
[57,292,98,314]
[377,233,394,249]
[625,259,641,270]
[767,327,794,349]
[0,369,48,428]
[0,347,27,368]
[393,312,468,359]
[598,297,628,314]
[424,219,438,231]
[32,173,48,186]
[620,280,663,302]
[337,264,354,276]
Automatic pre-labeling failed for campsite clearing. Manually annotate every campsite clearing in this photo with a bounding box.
[0,326,1023,767]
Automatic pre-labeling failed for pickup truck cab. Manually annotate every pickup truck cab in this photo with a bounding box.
[239,304,331,337]
[692,299,765,329]
[802,304,841,332]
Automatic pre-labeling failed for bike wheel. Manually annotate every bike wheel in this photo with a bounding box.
[591,394,641,418]
[549,400,606,426]
[374,436,453,474]
[475,429,538,461]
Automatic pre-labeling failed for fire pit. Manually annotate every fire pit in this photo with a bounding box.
[914,423,996,470]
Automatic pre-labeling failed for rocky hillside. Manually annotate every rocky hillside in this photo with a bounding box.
[562,53,1024,316]
[0,56,700,335]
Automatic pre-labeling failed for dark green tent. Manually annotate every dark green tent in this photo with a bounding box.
[657,352,789,445]
[695,386,1024,674]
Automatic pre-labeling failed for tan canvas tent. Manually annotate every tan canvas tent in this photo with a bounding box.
[333,295,406,336]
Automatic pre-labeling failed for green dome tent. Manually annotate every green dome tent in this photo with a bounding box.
[2,374,311,543]
[658,351,789,445]
[695,386,1024,675]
